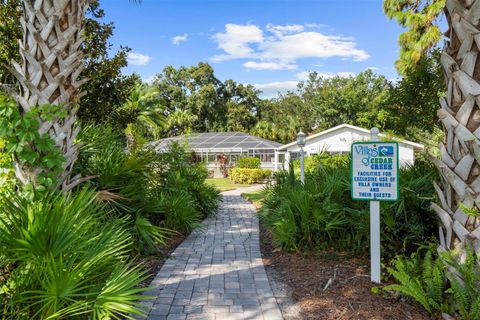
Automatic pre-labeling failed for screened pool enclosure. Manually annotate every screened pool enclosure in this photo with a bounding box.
[150,132,283,177]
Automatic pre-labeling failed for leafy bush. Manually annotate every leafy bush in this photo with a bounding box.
[237,157,261,169]
[442,250,480,319]
[163,161,220,218]
[261,183,351,250]
[0,139,14,198]
[0,189,148,319]
[229,168,272,184]
[75,129,169,252]
[75,127,219,247]
[293,153,349,173]
[385,248,445,314]
[158,191,201,232]
[261,154,438,256]
[386,248,480,320]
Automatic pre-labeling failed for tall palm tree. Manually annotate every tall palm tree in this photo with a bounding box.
[6,0,90,191]
[385,1,480,258]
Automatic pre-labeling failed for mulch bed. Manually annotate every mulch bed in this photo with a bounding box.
[259,222,433,320]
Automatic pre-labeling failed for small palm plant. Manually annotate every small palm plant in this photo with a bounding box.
[0,188,149,319]
[119,82,166,151]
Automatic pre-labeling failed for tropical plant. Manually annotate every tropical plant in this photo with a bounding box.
[385,248,446,315]
[261,154,438,256]
[0,188,148,319]
[157,191,201,232]
[442,250,480,319]
[75,125,171,252]
[118,82,166,151]
[0,139,14,198]
[216,153,229,178]
[386,248,480,319]
[384,0,480,258]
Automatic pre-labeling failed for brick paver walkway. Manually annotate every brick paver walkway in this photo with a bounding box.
[141,187,283,320]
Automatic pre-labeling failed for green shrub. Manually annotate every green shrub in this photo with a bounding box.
[262,156,438,256]
[0,189,148,319]
[261,183,351,250]
[385,248,480,320]
[293,153,349,173]
[385,248,445,314]
[163,163,220,218]
[0,139,14,199]
[158,191,202,232]
[229,168,272,184]
[237,157,261,169]
[442,250,480,320]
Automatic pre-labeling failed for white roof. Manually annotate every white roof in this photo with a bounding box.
[277,124,425,151]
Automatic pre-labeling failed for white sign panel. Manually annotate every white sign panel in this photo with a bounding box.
[351,142,399,201]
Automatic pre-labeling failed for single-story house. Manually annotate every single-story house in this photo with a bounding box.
[149,132,282,177]
[276,124,424,169]
[149,124,424,176]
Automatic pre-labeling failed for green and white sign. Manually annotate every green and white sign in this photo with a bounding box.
[351,141,399,201]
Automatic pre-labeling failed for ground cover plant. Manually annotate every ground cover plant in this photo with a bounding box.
[386,247,480,319]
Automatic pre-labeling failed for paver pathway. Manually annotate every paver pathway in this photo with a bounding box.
[141,186,283,320]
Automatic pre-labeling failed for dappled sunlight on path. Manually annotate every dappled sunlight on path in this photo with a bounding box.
[140,189,282,320]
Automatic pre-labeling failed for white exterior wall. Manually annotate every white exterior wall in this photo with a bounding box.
[399,145,415,167]
[283,127,417,167]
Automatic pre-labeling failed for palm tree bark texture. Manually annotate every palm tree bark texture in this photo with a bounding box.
[6,0,89,191]
[431,0,480,258]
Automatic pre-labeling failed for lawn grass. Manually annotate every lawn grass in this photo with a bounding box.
[205,178,252,192]
[242,189,268,208]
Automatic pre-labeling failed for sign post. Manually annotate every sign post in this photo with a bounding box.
[350,128,399,284]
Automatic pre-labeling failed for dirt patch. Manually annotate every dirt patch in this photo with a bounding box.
[136,232,186,287]
[259,222,433,320]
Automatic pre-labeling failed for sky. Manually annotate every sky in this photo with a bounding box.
[100,0,406,98]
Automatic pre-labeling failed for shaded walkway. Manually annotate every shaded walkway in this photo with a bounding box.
[141,186,282,319]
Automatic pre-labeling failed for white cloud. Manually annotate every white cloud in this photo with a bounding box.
[243,61,297,70]
[211,23,369,70]
[296,71,310,81]
[297,70,355,81]
[252,81,299,98]
[127,52,152,66]
[253,71,356,98]
[260,32,369,62]
[142,75,155,84]
[172,33,188,45]
[266,24,305,37]
[317,71,356,78]
[212,24,263,61]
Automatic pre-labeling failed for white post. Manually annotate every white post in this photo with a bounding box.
[370,127,381,283]
[274,150,279,172]
[300,147,305,184]
[285,151,291,169]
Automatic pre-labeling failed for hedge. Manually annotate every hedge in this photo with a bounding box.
[236,157,261,169]
[228,168,271,184]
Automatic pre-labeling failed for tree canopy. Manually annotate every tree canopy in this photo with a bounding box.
[383,0,445,73]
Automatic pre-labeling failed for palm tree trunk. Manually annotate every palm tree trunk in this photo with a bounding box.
[7,0,89,191]
[432,0,480,258]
